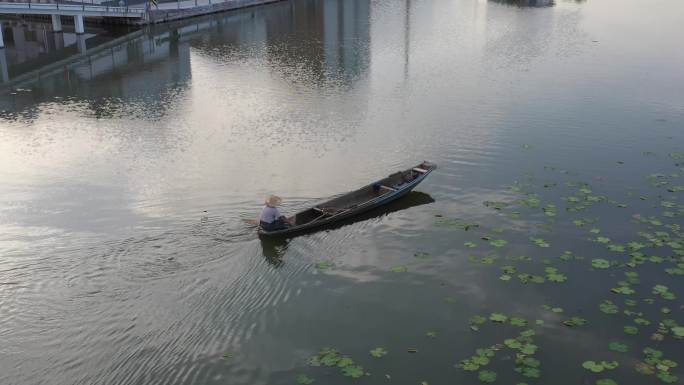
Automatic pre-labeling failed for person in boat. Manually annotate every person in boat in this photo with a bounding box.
[259,195,292,231]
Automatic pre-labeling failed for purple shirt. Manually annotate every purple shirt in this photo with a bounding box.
[260,205,280,223]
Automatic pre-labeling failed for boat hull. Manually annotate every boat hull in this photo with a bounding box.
[258,162,436,238]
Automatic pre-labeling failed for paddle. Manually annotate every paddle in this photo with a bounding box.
[243,219,259,226]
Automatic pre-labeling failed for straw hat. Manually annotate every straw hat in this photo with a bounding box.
[265,195,282,207]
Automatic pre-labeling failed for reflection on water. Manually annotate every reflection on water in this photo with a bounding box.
[1,0,370,116]
[489,0,555,7]
[1,0,684,384]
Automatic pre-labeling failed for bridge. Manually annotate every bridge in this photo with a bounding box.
[0,2,146,47]
[0,0,279,48]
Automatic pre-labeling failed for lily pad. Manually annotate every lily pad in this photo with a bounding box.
[490,239,508,248]
[563,316,587,327]
[341,365,365,378]
[592,259,611,269]
[657,372,678,384]
[600,300,619,314]
[608,341,628,353]
[583,361,605,373]
[490,313,508,323]
[369,347,387,358]
[478,370,497,383]
[510,317,527,327]
[337,357,354,367]
[390,266,408,273]
[595,379,617,385]
[296,374,315,384]
[531,238,550,248]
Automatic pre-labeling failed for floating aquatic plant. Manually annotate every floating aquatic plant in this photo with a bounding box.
[591,259,611,269]
[341,365,365,378]
[490,239,508,248]
[296,374,315,384]
[608,341,628,353]
[369,347,387,358]
[478,370,497,383]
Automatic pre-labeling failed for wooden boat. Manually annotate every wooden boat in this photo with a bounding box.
[258,161,436,237]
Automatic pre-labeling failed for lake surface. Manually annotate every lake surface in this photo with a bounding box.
[1,0,683,384]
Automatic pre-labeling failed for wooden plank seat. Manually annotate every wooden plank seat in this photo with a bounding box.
[413,167,428,173]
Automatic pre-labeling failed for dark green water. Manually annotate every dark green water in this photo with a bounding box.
[0,0,683,384]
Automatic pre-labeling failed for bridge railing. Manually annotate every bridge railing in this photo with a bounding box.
[0,1,146,14]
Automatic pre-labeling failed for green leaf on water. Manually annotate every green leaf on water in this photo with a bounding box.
[341,365,365,378]
[671,326,684,337]
[426,330,437,338]
[505,338,522,349]
[563,316,587,327]
[600,300,619,314]
[583,361,604,373]
[369,347,387,358]
[510,317,527,327]
[635,362,655,375]
[490,313,508,323]
[608,341,628,353]
[459,359,480,371]
[592,259,611,269]
[296,374,315,384]
[464,241,478,248]
[547,272,567,282]
[518,367,540,378]
[490,239,508,248]
[634,318,651,326]
[595,379,617,385]
[624,325,639,335]
[337,357,354,367]
[390,266,408,273]
[478,370,497,383]
[472,355,490,365]
[316,261,333,270]
[597,236,611,244]
[611,286,635,295]
[500,274,512,281]
[583,361,618,373]
[531,238,550,248]
[657,372,679,384]
[608,244,626,252]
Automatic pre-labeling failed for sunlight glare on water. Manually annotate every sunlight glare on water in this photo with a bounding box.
[0,0,683,384]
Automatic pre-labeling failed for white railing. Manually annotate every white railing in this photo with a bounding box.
[0,1,146,15]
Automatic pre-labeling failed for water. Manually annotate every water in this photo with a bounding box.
[1,0,683,384]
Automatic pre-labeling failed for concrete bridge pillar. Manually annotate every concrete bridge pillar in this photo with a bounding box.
[74,14,85,34]
[0,20,5,49]
[76,34,87,54]
[51,14,63,32]
[0,48,8,83]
